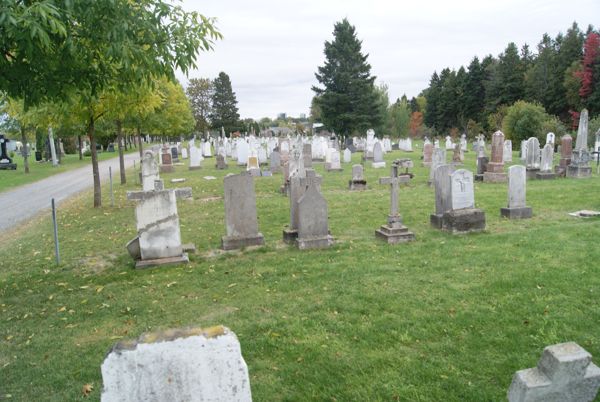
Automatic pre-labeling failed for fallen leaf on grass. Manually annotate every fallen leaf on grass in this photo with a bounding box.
[82,383,93,397]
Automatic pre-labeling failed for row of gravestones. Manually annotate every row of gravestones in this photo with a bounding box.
[100,324,600,401]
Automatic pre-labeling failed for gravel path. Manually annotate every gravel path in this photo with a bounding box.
[0,153,140,232]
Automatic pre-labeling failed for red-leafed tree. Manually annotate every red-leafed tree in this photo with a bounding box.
[576,33,600,98]
[409,111,424,138]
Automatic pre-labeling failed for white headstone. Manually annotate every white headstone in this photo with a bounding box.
[450,169,475,210]
[343,148,351,163]
[508,165,527,208]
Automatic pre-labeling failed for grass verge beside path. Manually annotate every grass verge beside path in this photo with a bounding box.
[1,147,600,401]
[0,148,143,193]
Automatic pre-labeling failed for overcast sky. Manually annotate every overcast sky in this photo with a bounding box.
[179,0,599,120]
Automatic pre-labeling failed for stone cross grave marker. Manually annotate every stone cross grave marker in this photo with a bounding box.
[101,326,252,402]
[507,342,600,402]
[375,161,414,243]
[221,173,265,250]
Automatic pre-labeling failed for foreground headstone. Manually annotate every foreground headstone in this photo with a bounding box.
[126,182,192,268]
[483,130,507,183]
[375,161,415,243]
[567,109,592,178]
[501,165,532,219]
[221,174,264,250]
[507,342,600,402]
[101,326,252,402]
[296,183,334,249]
[437,169,485,234]
[349,164,367,190]
[283,170,322,243]
[430,164,456,228]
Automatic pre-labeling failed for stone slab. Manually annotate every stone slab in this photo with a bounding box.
[188,166,202,171]
[483,172,507,183]
[296,235,334,250]
[221,234,265,250]
[526,168,540,180]
[282,228,298,244]
[441,208,486,234]
[160,165,174,174]
[501,206,533,219]
[375,225,415,244]
[535,172,556,180]
[566,165,592,178]
[135,253,189,269]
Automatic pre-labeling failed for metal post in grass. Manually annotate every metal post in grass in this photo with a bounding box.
[51,198,60,265]
[109,166,114,207]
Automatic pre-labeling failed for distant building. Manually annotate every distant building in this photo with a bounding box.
[299,113,306,119]
[277,113,287,120]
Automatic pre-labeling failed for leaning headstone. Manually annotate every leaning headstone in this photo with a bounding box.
[48,128,58,167]
[483,130,507,182]
[371,142,386,169]
[438,169,486,234]
[296,183,334,249]
[0,135,17,170]
[430,164,456,228]
[141,152,160,191]
[567,109,592,178]
[525,137,541,179]
[349,164,367,191]
[101,326,252,402]
[221,174,264,250]
[125,182,192,268]
[501,165,532,219]
[555,134,572,176]
[375,161,415,243]
[536,143,556,180]
[507,342,600,402]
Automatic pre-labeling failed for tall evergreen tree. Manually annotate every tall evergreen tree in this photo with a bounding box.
[312,19,381,138]
[495,42,526,106]
[524,34,557,108]
[424,72,440,130]
[186,78,213,133]
[210,72,240,135]
[463,56,486,124]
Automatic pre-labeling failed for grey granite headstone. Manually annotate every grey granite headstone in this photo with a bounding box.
[430,164,456,228]
[141,152,160,191]
[349,164,366,190]
[438,169,485,233]
[221,174,264,250]
[101,326,252,402]
[501,165,532,219]
[372,142,385,168]
[270,151,281,173]
[507,342,600,402]
[429,148,447,184]
[296,183,334,249]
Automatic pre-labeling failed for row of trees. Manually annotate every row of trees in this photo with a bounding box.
[422,22,600,137]
[185,72,241,135]
[0,0,220,207]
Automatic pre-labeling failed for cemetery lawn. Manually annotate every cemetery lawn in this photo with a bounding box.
[0,149,142,193]
[2,148,600,401]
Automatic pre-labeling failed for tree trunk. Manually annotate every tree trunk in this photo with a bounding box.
[88,116,102,208]
[20,126,29,174]
[78,135,83,160]
[137,125,143,158]
[116,119,126,185]
[124,134,128,151]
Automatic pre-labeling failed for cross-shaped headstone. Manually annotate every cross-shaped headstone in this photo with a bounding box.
[379,162,409,227]
[508,342,600,402]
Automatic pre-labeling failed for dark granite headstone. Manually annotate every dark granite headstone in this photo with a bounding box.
[0,135,17,170]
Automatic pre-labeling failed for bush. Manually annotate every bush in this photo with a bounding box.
[541,116,567,138]
[83,149,92,157]
[502,101,551,146]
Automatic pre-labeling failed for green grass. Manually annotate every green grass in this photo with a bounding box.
[2,146,600,401]
[0,147,142,193]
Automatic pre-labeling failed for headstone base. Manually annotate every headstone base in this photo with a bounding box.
[160,165,173,174]
[271,167,282,174]
[430,213,443,229]
[326,166,343,172]
[441,209,486,234]
[188,166,202,170]
[282,228,297,244]
[215,163,228,170]
[483,172,507,183]
[349,180,367,191]
[126,237,141,260]
[554,165,566,177]
[221,234,265,250]
[375,224,415,244]
[248,168,261,177]
[526,167,540,180]
[474,174,484,182]
[0,163,17,170]
[501,206,533,219]
[135,253,189,269]
[566,165,592,178]
[371,162,386,169]
[296,235,334,250]
[535,171,556,180]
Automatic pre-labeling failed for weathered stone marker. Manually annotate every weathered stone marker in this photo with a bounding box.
[439,169,486,234]
[483,130,507,183]
[296,183,334,249]
[349,164,367,190]
[101,326,252,402]
[536,143,556,180]
[567,109,592,178]
[555,134,572,176]
[283,169,322,243]
[428,147,446,185]
[501,165,532,219]
[371,142,386,169]
[160,147,174,173]
[422,140,433,167]
[375,161,415,243]
[430,164,456,228]
[221,173,265,250]
[525,137,541,179]
[507,342,600,402]
[141,152,160,191]
[126,181,192,268]
[189,145,203,170]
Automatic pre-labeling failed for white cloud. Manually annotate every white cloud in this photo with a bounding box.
[178,0,600,119]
